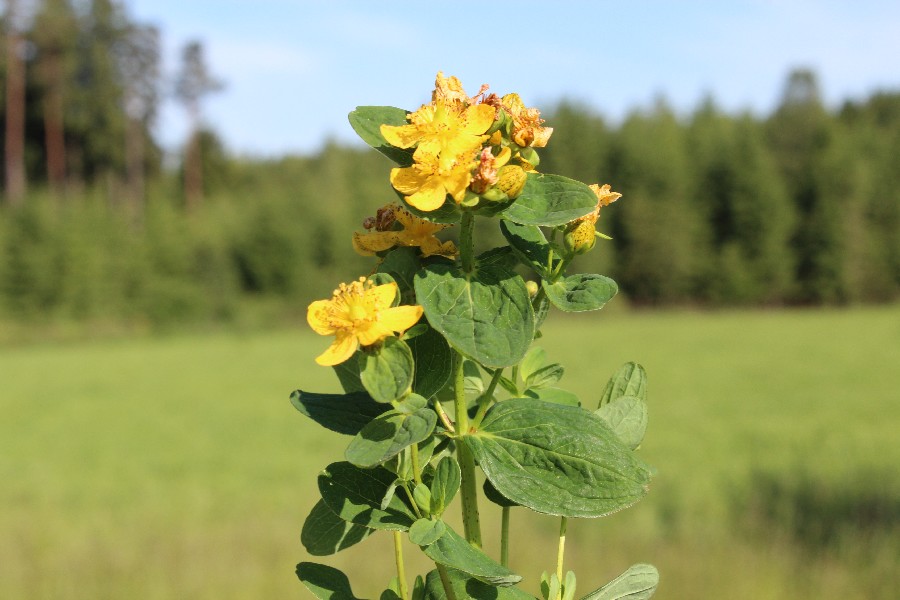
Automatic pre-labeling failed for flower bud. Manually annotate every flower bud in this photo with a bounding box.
[563,220,597,255]
[479,187,508,203]
[526,280,540,297]
[496,165,527,199]
[518,146,540,168]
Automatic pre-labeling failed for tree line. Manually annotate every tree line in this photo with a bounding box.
[0,0,898,330]
[1,0,220,209]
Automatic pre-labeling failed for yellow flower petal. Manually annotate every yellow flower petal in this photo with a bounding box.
[464,104,497,136]
[390,166,430,195]
[307,299,337,335]
[352,231,399,256]
[381,122,422,149]
[406,178,449,212]
[368,283,399,310]
[315,333,359,366]
[379,304,424,335]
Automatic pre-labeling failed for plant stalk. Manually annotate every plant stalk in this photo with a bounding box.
[500,506,510,567]
[460,210,475,273]
[472,368,504,428]
[436,563,458,600]
[393,531,409,600]
[556,516,568,598]
[410,443,422,486]
[454,352,482,547]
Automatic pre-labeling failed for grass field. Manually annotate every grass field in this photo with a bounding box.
[2,306,899,599]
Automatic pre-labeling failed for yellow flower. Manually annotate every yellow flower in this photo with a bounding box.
[307,278,423,366]
[470,146,511,194]
[501,93,553,148]
[352,204,457,258]
[431,71,469,105]
[389,149,476,211]
[591,183,622,208]
[381,99,495,159]
[563,184,622,255]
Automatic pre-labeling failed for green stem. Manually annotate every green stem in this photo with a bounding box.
[460,210,475,273]
[500,506,510,567]
[410,444,422,486]
[454,352,482,547]
[436,563,459,600]
[472,368,503,428]
[393,531,409,600]
[400,481,423,519]
[453,353,469,434]
[433,399,455,433]
[556,516,568,598]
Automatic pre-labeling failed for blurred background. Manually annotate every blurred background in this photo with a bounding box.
[1,1,898,598]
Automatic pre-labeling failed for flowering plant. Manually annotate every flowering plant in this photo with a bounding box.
[292,73,658,600]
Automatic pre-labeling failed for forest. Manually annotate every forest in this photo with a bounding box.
[2,0,900,332]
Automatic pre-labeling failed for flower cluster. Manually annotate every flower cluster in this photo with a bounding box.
[382,72,553,212]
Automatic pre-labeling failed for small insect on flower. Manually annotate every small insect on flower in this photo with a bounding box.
[307,278,423,366]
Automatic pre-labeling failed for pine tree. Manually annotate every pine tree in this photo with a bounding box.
[31,0,79,193]
[174,40,223,209]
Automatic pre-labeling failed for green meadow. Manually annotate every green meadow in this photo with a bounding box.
[2,306,899,599]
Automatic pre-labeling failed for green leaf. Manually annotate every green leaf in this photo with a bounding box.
[579,564,659,600]
[290,390,389,436]
[333,357,365,393]
[381,590,403,600]
[408,518,446,546]
[543,274,618,313]
[403,198,462,225]
[395,393,428,414]
[430,456,461,516]
[378,247,421,301]
[346,408,437,467]
[519,346,548,383]
[501,173,598,227]
[463,360,484,395]
[541,572,560,600]
[413,482,432,514]
[525,363,564,389]
[412,575,426,600]
[483,479,519,508]
[465,399,652,518]
[415,262,534,368]
[409,326,453,399]
[424,568,533,600]
[301,499,373,556]
[318,462,417,531]
[525,387,580,406]
[360,337,415,403]
[476,246,518,271]
[595,396,648,450]
[422,524,522,586]
[599,363,648,407]
[497,375,519,397]
[500,220,560,278]
[348,106,415,166]
[389,437,437,482]
[563,570,577,600]
[533,292,551,332]
[296,562,364,600]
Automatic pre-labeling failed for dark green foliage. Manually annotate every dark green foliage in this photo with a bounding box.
[2,72,899,329]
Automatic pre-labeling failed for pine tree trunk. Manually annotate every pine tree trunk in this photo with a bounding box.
[183,109,203,209]
[43,50,68,194]
[4,0,27,205]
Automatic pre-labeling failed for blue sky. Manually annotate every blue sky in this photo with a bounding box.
[128,0,900,156]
